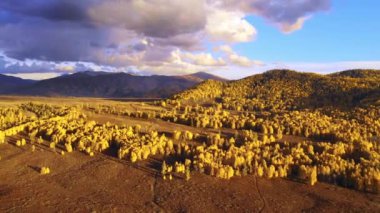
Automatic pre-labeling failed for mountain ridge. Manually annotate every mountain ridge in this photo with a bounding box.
[0,74,36,93]
[3,71,226,98]
[1,69,379,101]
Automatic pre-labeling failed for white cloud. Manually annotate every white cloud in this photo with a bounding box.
[5,72,62,80]
[206,9,257,42]
[182,52,226,66]
[229,54,263,67]
[217,45,235,55]
[216,45,264,67]
[279,17,309,34]
[134,49,227,75]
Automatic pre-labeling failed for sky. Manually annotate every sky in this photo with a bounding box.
[0,0,379,80]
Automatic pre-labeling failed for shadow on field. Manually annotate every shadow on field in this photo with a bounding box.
[100,144,158,178]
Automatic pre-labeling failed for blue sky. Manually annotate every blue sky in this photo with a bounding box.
[0,0,379,80]
[212,0,380,79]
[236,1,380,63]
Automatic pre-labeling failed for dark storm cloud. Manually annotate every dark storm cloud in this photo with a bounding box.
[1,0,207,38]
[222,0,330,29]
[0,0,90,22]
[0,1,105,62]
[251,0,330,24]
[0,0,206,65]
[0,17,109,62]
[0,0,332,75]
[88,0,207,38]
[154,33,204,51]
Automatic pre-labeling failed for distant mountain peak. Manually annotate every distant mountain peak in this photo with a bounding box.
[71,71,113,77]
[183,71,227,82]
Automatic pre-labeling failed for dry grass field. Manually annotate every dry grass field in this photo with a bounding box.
[0,96,379,212]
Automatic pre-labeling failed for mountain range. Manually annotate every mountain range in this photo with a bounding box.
[0,69,379,102]
[0,71,226,98]
[0,74,36,94]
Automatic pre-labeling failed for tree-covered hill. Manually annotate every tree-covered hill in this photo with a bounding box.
[329,69,380,79]
[173,69,380,109]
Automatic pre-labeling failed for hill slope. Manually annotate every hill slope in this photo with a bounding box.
[329,69,380,79]
[11,71,226,98]
[0,74,36,93]
[182,71,227,82]
[173,69,380,109]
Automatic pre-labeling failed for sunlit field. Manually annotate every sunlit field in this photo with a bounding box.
[0,71,379,212]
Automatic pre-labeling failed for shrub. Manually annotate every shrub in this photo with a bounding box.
[0,131,5,144]
[40,167,50,175]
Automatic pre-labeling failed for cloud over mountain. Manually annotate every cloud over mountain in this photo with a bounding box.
[0,0,331,78]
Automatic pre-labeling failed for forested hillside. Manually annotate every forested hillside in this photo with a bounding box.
[174,69,380,108]
[149,69,380,192]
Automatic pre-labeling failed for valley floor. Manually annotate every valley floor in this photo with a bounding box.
[0,96,379,212]
[1,142,379,212]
